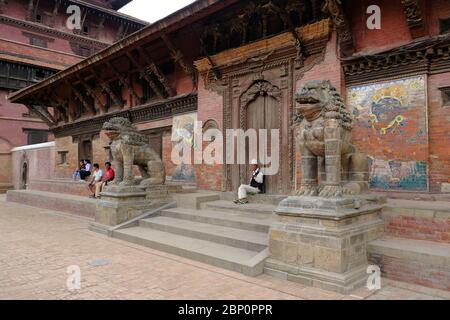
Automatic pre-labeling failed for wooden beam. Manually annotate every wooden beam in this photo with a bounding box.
[90,69,123,108]
[52,98,69,123]
[161,34,197,87]
[125,52,165,99]
[76,75,107,113]
[26,103,56,126]
[106,61,142,106]
[138,47,175,97]
[67,81,95,115]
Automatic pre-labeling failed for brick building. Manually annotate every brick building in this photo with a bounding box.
[5,0,450,292]
[0,0,147,190]
[6,0,450,196]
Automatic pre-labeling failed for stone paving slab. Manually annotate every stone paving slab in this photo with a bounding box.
[1,195,449,300]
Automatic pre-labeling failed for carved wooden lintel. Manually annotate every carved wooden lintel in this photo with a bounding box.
[26,0,35,21]
[401,0,424,30]
[161,34,197,87]
[0,0,6,14]
[322,0,353,55]
[106,61,142,105]
[125,52,165,100]
[138,47,175,97]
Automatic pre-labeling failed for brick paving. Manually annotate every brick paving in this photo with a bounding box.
[0,195,449,300]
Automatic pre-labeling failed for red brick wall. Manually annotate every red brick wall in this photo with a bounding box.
[346,0,412,54]
[385,214,450,243]
[369,253,450,291]
[195,76,224,191]
[0,89,51,147]
[162,131,176,180]
[428,72,450,193]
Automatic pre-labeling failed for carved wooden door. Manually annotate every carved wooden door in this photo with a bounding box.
[246,94,280,194]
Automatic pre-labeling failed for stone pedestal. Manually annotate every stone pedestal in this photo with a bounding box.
[266,195,385,294]
[95,184,182,227]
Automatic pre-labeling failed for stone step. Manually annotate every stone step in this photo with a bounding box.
[368,236,450,291]
[6,190,96,219]
[160,207,274,233]
[113,227,268,276]
[28,179,92,197]
[0,183,13,194]
[172,192,220,209]
[220,192,287,205]
[140,216,268,251]
[204,200,276,215]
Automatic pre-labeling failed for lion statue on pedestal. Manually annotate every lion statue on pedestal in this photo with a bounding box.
[294,80,368,198]
[102,117,165,187]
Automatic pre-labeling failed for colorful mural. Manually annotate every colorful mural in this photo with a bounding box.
[348,76,428,191]
[171,113,198,182]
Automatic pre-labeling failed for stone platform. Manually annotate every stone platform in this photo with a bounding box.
[266,195,385,294]
[28,179,92,197]
[6,189,96,219]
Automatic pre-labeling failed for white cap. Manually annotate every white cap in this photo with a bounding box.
[251,159,258,165]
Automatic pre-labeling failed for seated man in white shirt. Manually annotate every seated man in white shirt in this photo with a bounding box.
[234,159,264,205]
[88,163,103,198]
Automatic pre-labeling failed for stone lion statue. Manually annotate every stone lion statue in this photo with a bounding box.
[294,80,368,198]
[103,117,165,187]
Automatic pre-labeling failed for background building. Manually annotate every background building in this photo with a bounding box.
[0,0,147,191]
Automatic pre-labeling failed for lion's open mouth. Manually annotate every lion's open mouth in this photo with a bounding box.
[296,95,320,104]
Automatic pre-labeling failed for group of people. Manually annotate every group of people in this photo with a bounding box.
[73,159,92,180]
[73,160,115,199]
[87,162,115,198]
[72,158,263,202]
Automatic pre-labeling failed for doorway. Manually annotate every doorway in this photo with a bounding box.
[78,140,93,162]
[245,94,280,194]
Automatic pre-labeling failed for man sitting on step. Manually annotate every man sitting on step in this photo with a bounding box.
[234,159,264,205]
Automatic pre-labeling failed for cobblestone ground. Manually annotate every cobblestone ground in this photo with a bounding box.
[1,195,449,300]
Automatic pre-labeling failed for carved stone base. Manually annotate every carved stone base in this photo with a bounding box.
[267,195,385,294]
[95,184,183,227]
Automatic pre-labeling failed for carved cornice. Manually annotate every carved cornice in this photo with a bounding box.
[342,35,450,85]
[51,94,197,137]
[0,14,109,49]
[195,19,331,81]
[401,0,423,29]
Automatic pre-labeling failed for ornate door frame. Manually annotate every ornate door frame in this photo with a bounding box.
[238,79,283,193]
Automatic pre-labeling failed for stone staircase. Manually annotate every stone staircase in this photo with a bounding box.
[112,193,275,276]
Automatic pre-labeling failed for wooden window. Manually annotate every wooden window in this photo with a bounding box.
[24,130,48,145]
[29,36,47,48]
[440,18,450,34]
[57,151,69,165]
[440,87,450,107]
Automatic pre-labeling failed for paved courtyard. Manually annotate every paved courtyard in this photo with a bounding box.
[0,195,449,300]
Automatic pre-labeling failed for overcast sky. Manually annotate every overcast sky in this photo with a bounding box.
[119,0,197,23]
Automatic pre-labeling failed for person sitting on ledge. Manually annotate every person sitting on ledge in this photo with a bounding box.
[88,163,103,198]
[93,162,115,199]
[234,159,264,205]
[80,159,92,180]
[72,160,85,180]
